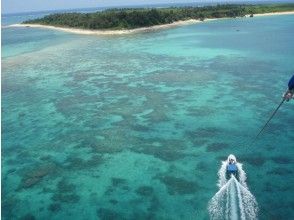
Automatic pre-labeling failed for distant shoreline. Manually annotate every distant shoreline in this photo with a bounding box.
[9,19,205,35]
[9,11,294,36]
[247,11,294,17]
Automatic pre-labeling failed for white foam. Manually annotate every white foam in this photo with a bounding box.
[208,160,258,220]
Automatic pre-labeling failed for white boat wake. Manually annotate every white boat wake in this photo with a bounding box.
[208,158,258,220]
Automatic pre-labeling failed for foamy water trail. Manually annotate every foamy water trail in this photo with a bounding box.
[208,161,258,220]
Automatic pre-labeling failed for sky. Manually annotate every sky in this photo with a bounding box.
[1,0,285,14]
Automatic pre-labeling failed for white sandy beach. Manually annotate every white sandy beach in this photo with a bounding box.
[9,11,294,36]
[250,11,294,17]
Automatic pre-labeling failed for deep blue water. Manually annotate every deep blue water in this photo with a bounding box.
[2,10,294,220]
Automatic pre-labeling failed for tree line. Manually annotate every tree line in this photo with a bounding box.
[23,4,294,30]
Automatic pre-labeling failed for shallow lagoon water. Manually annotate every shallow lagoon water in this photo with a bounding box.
[2,14,294,219]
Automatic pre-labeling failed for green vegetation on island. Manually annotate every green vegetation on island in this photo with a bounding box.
[23,4,294,30]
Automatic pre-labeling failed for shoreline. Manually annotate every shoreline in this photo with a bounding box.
[9,11,294,36]
[9,19,206,35]
[248,11,294,17]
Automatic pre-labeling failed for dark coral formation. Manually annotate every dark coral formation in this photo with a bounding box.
[131,138,187,162]
[271,156,292,164]
[105,178,130,196]
[52,179,80,203]
[64,154,104,170]
[239,155,265,166]
[18,112,26,118]
[109,199,118,205]
[111,178,127,187]
[135,186,154,197]
[54,93,100,117]
[158,175,199,195]
[148,195,161,213]
[196,161,209,172]
[39,155,52,161]
[20,163,57,188]
[267,168,292,176]
[186,106,215,117]
[264,182,274,192]
[187,127,221,138]
[81,138,123,154]
[57,178,75,192]
[131,124,152,132]
[52,190,80,203]
[206,143,228,152]
[131,211,156,220]
[21,177,41,189]
[20,214,36,220]
[48,203,62,212]
[97,208,125,220]
[189,138,209,147]
[132,145,187,161]
[1,196,19,219]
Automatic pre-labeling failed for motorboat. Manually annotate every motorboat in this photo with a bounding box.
[226,154,239,180]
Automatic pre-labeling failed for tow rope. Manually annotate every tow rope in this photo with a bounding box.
[250,98,285,146]
[250,74,294,145]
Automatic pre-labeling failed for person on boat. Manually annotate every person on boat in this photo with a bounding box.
[283,75,294,101]
[226,155,238,180]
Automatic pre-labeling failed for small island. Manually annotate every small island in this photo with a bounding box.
[14,3,294,35]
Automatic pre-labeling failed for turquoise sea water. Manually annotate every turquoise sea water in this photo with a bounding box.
[2,13,294,220]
